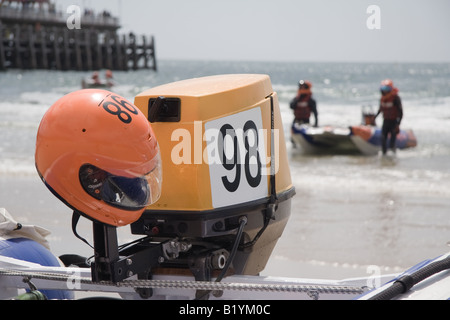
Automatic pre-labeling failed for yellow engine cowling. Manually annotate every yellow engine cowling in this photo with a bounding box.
[131,74,295,275]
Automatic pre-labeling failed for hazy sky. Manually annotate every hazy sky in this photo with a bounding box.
[58,0,450,62]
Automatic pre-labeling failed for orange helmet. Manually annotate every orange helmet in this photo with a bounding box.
[380,79,393,87]
[35,89,162,227]
[299,80,312,89]
[298,80,312,94]
[380,79,394,94]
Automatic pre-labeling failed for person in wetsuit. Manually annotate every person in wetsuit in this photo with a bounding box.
[290,80,318,127]
[374,79,403,155]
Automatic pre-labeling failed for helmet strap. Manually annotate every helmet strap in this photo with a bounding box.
[72,211,94,249]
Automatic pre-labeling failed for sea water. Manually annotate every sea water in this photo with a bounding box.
[1,60,449,279]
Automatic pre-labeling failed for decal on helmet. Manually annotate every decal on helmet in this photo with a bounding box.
[99,94,139,124]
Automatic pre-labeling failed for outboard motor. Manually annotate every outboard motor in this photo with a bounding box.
[131,74,295,277]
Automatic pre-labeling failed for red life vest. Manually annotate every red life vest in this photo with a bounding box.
[294,94,312,121]
[380,93,400,120]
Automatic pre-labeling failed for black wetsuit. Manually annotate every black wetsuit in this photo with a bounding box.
[376,95,403,154]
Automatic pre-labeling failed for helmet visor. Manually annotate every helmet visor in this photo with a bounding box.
[380,85,392,94]
[79,158,161,211]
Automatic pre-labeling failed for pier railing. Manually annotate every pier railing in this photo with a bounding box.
[0,5,120,28]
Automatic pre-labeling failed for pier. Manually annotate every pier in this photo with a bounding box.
[0,0,157,71]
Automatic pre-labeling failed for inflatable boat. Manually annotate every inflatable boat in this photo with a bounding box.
[2,209,450,301]
[291,123,417,155]
[81,70,115,89]
[350,125,417,156]
[81,78,114,89]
